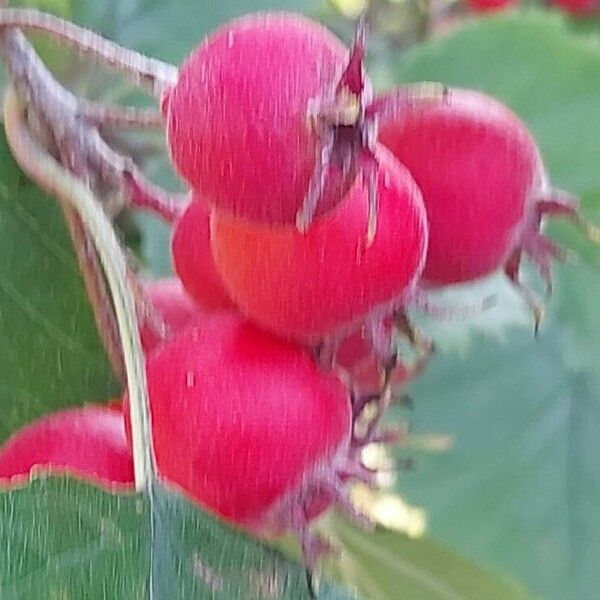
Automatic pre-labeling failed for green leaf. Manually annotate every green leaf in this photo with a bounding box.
[18,0,71,17]
[397,328,563,598]
[0,476,357,599]
[396,324,600,600]
[0,128,118,443]
[323,515,534,600]
[380,13,600,600]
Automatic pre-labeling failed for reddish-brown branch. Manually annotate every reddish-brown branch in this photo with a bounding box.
[0,7,177,97]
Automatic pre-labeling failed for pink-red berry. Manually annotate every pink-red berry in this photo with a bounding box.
[171,198,236,312]
[210,146,428,343]
[336,326,419,395]
[140,277,200,352]
[129,314,362,544]
[378,87,580,322]
[164,13,353,224]
[0,405,134,488]
[467,0,519,11]
[550,0,599,14]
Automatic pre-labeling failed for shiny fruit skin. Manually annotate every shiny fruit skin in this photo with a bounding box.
[211,146,428,342]
[164,12,352,224]
[135,314,352,529]
[0,406,133,488]
[379,87,542,286]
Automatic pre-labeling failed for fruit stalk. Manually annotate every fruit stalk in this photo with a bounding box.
[0,7,178,96]
[0,17,180,220]
[60,204,126,382]
[78,103,164,129]
[3,87,155,491]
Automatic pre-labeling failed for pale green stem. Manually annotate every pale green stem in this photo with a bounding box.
[3,86,154,490]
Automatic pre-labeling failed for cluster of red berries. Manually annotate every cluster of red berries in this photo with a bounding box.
[467,0,599,15]
[0,11,591,574]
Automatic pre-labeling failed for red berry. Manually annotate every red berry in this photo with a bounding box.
[467,0,519,12]
[550,0,599,14]
[210,146,428,343]
[0,406,134,488]
[140,277,200,352]
[378,87,578,320]
[130,314,358,539]
[164,12,354,224]
[171,198,235,312]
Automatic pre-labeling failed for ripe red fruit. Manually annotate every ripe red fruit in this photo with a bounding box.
[129,313,365,556]
[550,0,599,14]
[171,198,235,312]
[0,405,134,488]
[378,87,582,322]
[140,277,200,352]
[467,0,519,11]
[164,12,353,224]
[210,146,428,343]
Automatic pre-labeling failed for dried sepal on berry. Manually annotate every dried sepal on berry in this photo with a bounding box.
[299,17,447,240]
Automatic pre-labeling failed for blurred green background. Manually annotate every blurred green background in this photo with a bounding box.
[3,0,600,598]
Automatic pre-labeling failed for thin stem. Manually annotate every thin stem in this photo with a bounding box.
[52,90,127,383]
[79,102,164,129]
[0,8,178,97]
[127,269,170,344]
[124,172,185,223]
[4,87,155,490]
[61,204,126,382]
[0,24,183,222]
[361,359,395,445]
